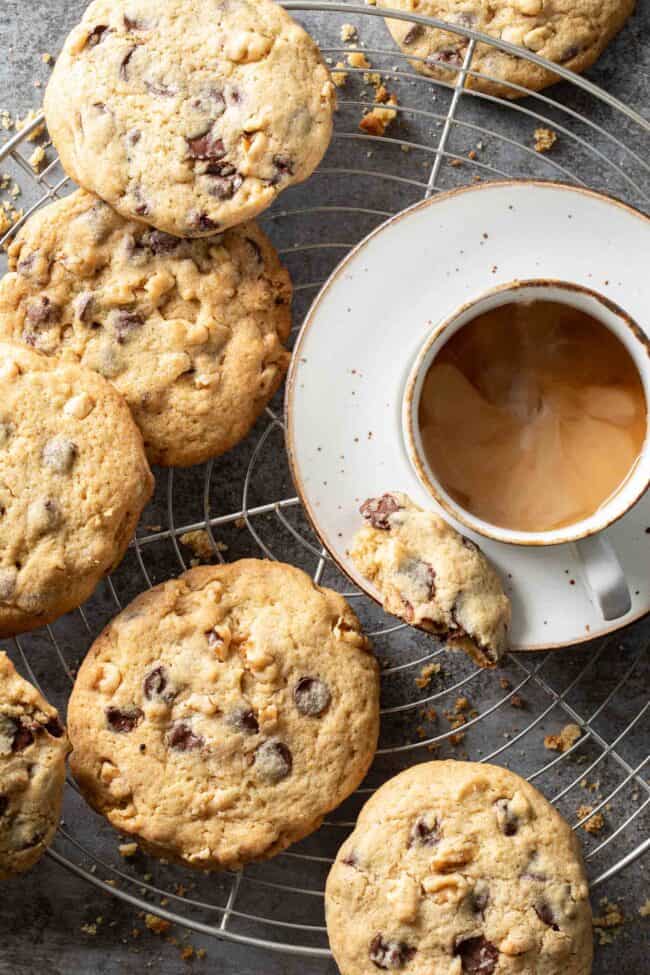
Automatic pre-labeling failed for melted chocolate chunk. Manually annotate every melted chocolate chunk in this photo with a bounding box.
[255,739,293,783]
[86,25,109,48]
[454,936,499,974]
[245,237,263,262]
[403,24,424,45]
[0,795,8,817]
[189,211,219,232]
[342,850,359,867]
[112,310,143,343]
[167,721,204,751]
[294,677,331,717]
[227,707,259,735]
[470,883,489,915]
[494,797,518,836]
[12,720,35,752]
[430,47,466,67]
[26,296,60,327]
[141,229,181,254]
[271,154,294,184]
[120,46,137,81]
[44,716,64,738]
[534,900,559,931]
[408,815,440,847]
[360,494,402,530]
[461,535,479,553]
[369,935,416,970]
[124,14,148,31]
[145,81,179,97]
[143,665,173,701]
[186,129,226,161]
[426,564,436,599]
[560,44,581,63]
[206,164,243,200]
[106,706,143,733]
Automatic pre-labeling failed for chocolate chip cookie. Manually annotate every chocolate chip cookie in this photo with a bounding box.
[0,651,70,878]
[0,341,153,636]
[349,493,510,667]
[378,0,634,97]
[326,760,593,975]
[44,0,336,236]
[67,560,380,870]
[0,191,292,466]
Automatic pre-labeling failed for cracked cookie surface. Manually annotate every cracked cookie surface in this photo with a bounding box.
[326,760,592,975]
[378,0,634,97]
[44,0,336,236]
[0,651,70,878]
[68,560,380,870]
[350,493,510,668]
[0,191,292,467]
[0,341,153,637]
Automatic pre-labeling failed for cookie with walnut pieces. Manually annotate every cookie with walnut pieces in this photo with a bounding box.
[326,760,593,975]
[44,0,336,236]
[0,190,292,467]
[0,651,71,879]
[378,0,634,98]
[67,560,380,870]
[0,341,153,637]
[349,493,510,668]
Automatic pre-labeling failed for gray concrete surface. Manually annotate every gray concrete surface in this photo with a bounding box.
[1,2,649,973]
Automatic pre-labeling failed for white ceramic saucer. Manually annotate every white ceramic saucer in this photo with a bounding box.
[285,181,650,650]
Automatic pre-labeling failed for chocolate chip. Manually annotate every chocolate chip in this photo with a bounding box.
[270,154,294,185]
[42,437,78,475]
[26,295,60,327]
[227,707,259,735]
[85,25,109,48]
[360,494,402,530]
[112,309,143,344]
[369,935,416,970]
[255,739,292,783]
[12,719,35,752]
[106,706,143,733]
[186,129,226,161]
[294,677,331,717]
[470,883,489,915]
[145,80,179,97]
[494,798,518,836]
[560,44,580,63]
[189,211,219,232]
[141,229,181,254]
[0,796,8,817]
[342,850,359,867]
[454,936,499,974]
[44,716,64,738]
[120,46,137,81]
[191,89,226,118]
[403,24,424,45]
[408,815,440,846]
[206,163,243,200]
[167,721,204,751]
[17,253,36,276]
[245,237,263,262]
[534,900,559,931]
[124,14,147,31]
[461,535,479,553]
[143,665,173,701]
[430,47,466,67]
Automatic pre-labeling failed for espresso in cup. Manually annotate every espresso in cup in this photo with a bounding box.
[418,299,647,533]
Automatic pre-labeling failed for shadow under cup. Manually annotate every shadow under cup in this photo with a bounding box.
[403,280,650,621]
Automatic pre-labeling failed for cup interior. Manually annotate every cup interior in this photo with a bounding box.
[403,279,650,547]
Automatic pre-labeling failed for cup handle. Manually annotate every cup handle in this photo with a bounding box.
[575,534,631,621]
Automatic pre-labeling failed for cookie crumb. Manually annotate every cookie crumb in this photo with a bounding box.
[639,898,650,917]
[510,693,526,709]
[347,51,371,70]
[454,696,470,713]
[332,62,348,87]
[145,913,172,935]
[41,52,54,65]
[28,145,46,172]
[544,722,581,753]
[534,127,557,153]
[593,898,624,944]
[179,529,219,562]
[119,841,139,857]
[576,805,605,833]
[16,108,45,141]
[499,677,512,690]
[415,661,441,689]
[180,946,195,961]
[340,24,358,43]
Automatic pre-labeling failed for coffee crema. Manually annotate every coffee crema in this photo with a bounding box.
[418,299,647,533]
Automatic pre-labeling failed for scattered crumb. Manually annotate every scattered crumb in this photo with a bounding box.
[119,841,139,858]
[510,694,526,709]
[197,948,207,959]
[340,24,358,43]
[360,100,398,136]
[81,923,98,936]
[424,707,437,722]
[449,731,465,746]
[577,805,605,834]
[450,158,463,167]
[179,529,221,563]
[415,662,441,689]
[534,127,557,153]
[639,899,650,917]
[544,722,581,753]
[467,149,477,160]
[347,51,371,70]
[16,108,45,141]
[145,914,172,935]
[455,696,470,713]
[593,899,624,944]
[364,71,383,88]
[331,61,348,88]
[499,677,512,690]
[235,517,246,529]
[28,144,46,172]
[180,946,195,961]
[41,52,54,65]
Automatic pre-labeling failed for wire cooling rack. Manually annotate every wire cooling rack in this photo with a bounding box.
[1,2,649,961]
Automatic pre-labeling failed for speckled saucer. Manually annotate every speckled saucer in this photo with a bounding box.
[285,181,650,650]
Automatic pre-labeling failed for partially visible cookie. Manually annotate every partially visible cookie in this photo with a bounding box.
[0,341,153,636]
[0,651,70,878]
[349,493,510,667]
[326,760,593,975]
[68,560,380,870]
[0,191,292,467]
[378,0,634,98]
[44,0,336,236]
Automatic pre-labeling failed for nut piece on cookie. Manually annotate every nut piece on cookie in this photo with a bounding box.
[0,651,70,879]
[325,760,593,975]
[67,559,380,870]
[0,341,153,636]
[349,492,510,667]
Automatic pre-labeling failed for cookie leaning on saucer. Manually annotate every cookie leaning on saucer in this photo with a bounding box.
[67,560,380,870]
[0,341,153,636]
[379,0,635,98]
[326,760,593,975]
[349,492,510,668]
[0,651,70,879]
[44,0,336,237]
[0,190,292,467]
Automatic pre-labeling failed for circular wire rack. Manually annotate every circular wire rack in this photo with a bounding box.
[1,2,649,961]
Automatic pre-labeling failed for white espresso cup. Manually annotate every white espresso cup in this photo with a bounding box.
[403,280,650,622]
